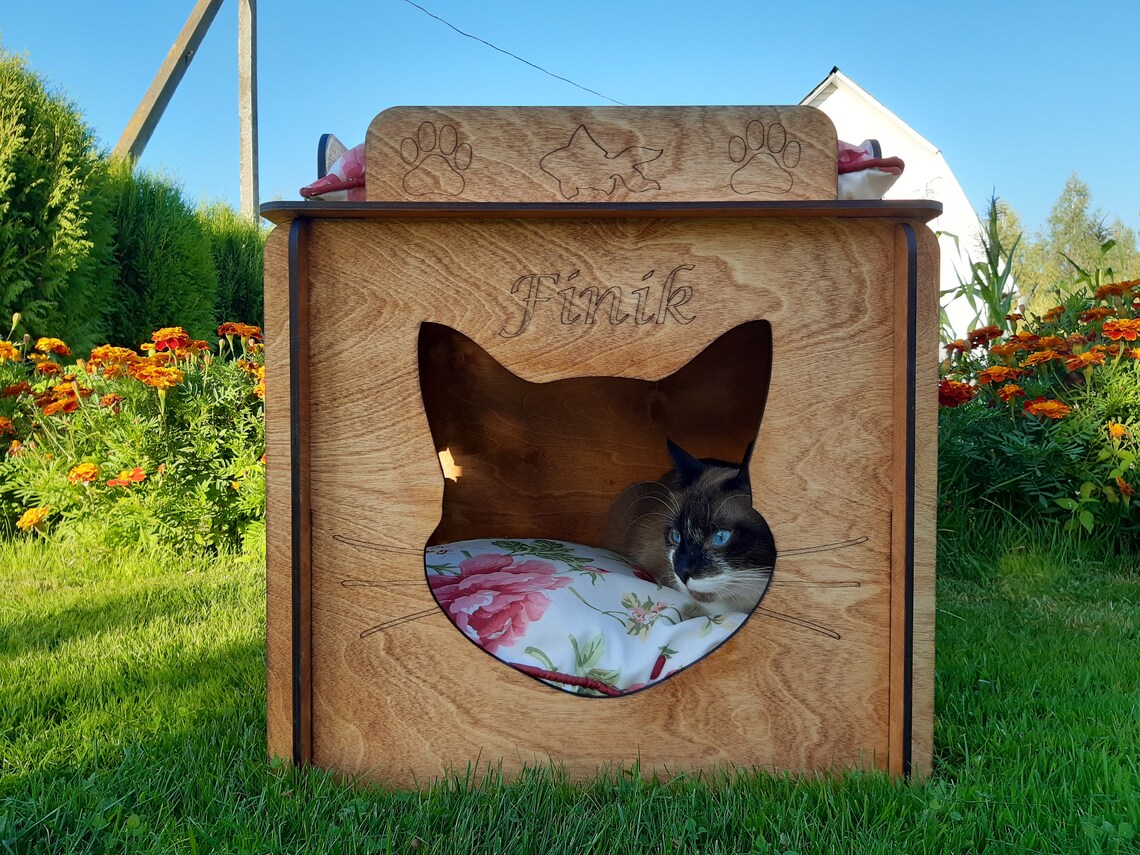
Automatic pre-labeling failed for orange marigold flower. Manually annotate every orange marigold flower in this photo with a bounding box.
[175,339,211,358]
[107,467,147,487]
[1117,476,1135,498]
[1032,335,1069,352]
[0,340,18,362]
[1065,350,1107,371]
[34,337,70,356]
[997,383,1026,403]
[1022,350,1063,368]
[8,439,24,456]
[1041,306,1065,323]
[1093,279,1137,301]
[2,381,31,398]
[944,339,969,355]
[1024,397,1072,419]
[0,416,14,435]
[88,345,138,377]
[939,379,975,407]
[217,322,264,340]
[1009,332,1040,346]
[259,452,267,465]
[1091,343,1121,357]
[100,393,124,412]
[16,506,51,531]
[34,362,61,376]
[1005,312,1024,322]
[152,327,190,351]
[1107,421,1128,440]
[1102,319,1140,342]
[1079,307,1116,323]
[967,325,1002,348]
[989,342,1025,359]
[133,364,184,390]
[977,366,1024,385]
[68,463,100,484]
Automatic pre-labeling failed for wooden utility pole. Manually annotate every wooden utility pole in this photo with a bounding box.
[113,0,226,162]
[238,0,259,220]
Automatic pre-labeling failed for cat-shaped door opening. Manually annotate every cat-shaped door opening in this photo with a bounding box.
[412,320,779,695]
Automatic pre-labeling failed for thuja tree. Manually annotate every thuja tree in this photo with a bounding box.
[103,159,218,347]
[0,46,116,351]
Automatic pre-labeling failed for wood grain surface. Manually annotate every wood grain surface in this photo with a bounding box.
[265,209,938,785]
[365,107,837,203]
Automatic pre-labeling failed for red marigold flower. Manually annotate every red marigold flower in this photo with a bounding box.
[68,463,100,484]
[977,366,1024,385]
[100,393,124,413]
[1117,476,1135,498]
[939,379,975,407]
[1079,307,1116,324]
[1,381,31,398]
[1023,397,1072,419]
[151,327,190,352]
[34,337,70,356]
[997,383,1026,403]
[0,416,14,435]
[944,339,969,355]
[1041,306,1065,323]
[1065,350,1107,371]
[967,325,1002,348]
[107,467,147,487]
[1005,312,1024,322]
[1102,319,1140,342]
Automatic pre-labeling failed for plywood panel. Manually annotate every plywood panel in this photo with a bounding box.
[266,215,915,784]
[365,107,838,203]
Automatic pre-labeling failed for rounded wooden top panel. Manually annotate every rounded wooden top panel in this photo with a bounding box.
[365,106,838,203]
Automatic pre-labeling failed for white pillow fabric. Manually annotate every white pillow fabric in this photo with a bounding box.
[425,538,748,696]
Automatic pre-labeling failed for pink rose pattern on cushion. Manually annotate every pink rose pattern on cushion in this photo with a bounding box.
[429,553,572,653]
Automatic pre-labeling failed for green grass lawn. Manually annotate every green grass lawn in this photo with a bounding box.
[1,536,1138,854]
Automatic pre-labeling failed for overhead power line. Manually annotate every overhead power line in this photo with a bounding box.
[399,0,627,106]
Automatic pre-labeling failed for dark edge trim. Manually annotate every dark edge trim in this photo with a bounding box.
[316,134,332,179]
[288,218,307,767]
[901,223,918,778]
[260,199,945,225]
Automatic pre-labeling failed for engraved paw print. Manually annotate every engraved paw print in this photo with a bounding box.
[400,122,472,197]
[728,120,801,195]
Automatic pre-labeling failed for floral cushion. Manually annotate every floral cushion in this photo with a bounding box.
[424,538,747,696]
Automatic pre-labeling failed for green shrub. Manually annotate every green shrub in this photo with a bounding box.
[199,201,265,328]
[0,46,116,352]
[0,324,265,553]
[103,159,218,347]
[938,275,1139,549]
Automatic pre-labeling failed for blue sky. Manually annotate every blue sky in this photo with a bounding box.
[2,1,1137,234]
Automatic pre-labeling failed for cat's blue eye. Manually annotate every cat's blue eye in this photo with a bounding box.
[711,529,732,547]
[670,528,682,545]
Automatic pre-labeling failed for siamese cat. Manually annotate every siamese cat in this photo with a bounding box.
[603,438,776,614]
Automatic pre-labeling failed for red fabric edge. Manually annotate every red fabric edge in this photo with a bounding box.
[511,663,625,696]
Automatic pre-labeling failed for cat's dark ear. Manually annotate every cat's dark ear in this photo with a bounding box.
[666,438,706,487]
[726,438,756,491]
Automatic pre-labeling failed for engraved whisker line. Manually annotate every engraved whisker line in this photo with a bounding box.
[771,580,861,588]
[360,608,439,638]
[755,607,842,640]
[333,533,423,556]
[342,579,426,587]
[778,537,869,556]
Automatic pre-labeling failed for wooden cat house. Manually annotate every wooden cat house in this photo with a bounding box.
[262,106,938,785]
